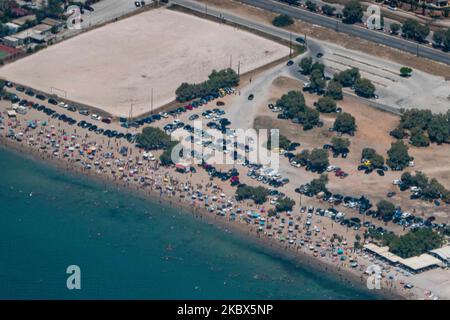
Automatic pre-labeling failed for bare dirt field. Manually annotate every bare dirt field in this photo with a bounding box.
[0,8,288,117]
[252,75,450,221]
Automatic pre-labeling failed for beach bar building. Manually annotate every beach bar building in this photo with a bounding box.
[429,246,450,266]
[363,243,403,265]
[398,254,442,274]
[363,243,441,273]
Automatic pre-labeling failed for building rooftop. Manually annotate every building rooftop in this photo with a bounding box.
[11,14,36,26]
[41,18,65,27]
[363,243,403,263]
[32,24,52,34]
[399,254,442,271]
[430,246,450,261]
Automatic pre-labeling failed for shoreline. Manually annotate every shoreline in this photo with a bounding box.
[0,138,404,300]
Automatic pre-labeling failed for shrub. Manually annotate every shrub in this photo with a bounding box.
[272,14,294,27]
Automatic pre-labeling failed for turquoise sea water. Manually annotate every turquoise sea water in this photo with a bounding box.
[0,147,379,299]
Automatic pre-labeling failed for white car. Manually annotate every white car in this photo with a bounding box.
[392,179,401,185]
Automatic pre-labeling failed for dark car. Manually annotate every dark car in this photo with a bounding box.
[48,98,58,105]
[316,52,323,58]
[248,94,254,100]
[286,60,294,66]
[377,169,385,176]
[295,37,305,44]
[387,192,396,198]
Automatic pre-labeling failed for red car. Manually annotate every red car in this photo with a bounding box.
[185,105,193,111]
[335,170,345,177]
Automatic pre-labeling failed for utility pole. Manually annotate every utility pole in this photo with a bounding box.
[151,88,154,114]
[129,103,134,122]
[237,60,241,78]
[289,32,292,58]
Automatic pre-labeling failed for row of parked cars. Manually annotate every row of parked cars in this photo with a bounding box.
[125,88,234,130]
[77,120,136,143]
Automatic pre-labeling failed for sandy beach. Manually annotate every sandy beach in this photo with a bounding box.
[0,97,413,300]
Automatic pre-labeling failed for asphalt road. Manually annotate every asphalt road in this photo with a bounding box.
[237,0,450,65]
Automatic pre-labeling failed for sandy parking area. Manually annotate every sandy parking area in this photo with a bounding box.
[0,8,288,117]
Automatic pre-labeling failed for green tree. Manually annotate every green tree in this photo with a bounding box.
[305,0,318,11]
[387,140,411,169]
[422,178,445,200]
[354,78,376,98]
[409,127,430,147]
[294,149,310,166]
[309,69,326,93]
[322,4,336,16]
[235,185,269,204]
[390,23,401,35]
[308,174,329,195]
[272,14,294,27]
[308,148,330,172]
[390,126,406,139]
[333,112,356,134]
[334,68,360,87]
[302,108,320,130]
[400,66,413,77]
[401,19,430,42]
[361,147,384,168]
[326,80,343,100]
[299,57,313,75]
[276,90,306,118]
[433,29,446,47]
[315,96,337,113]
[159,141,178,166]
[46,0,64,16]
[136,127,172,150]
[331,137,350,153]
[175,68,239,102]
[276,197,295,212]
[400,109,433,130]
[389,228,443,258]
[428,114,449,144]
[401,172,414,187]
[377,200,395,220]
[443,29,450,51]
[342,0,364,24]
